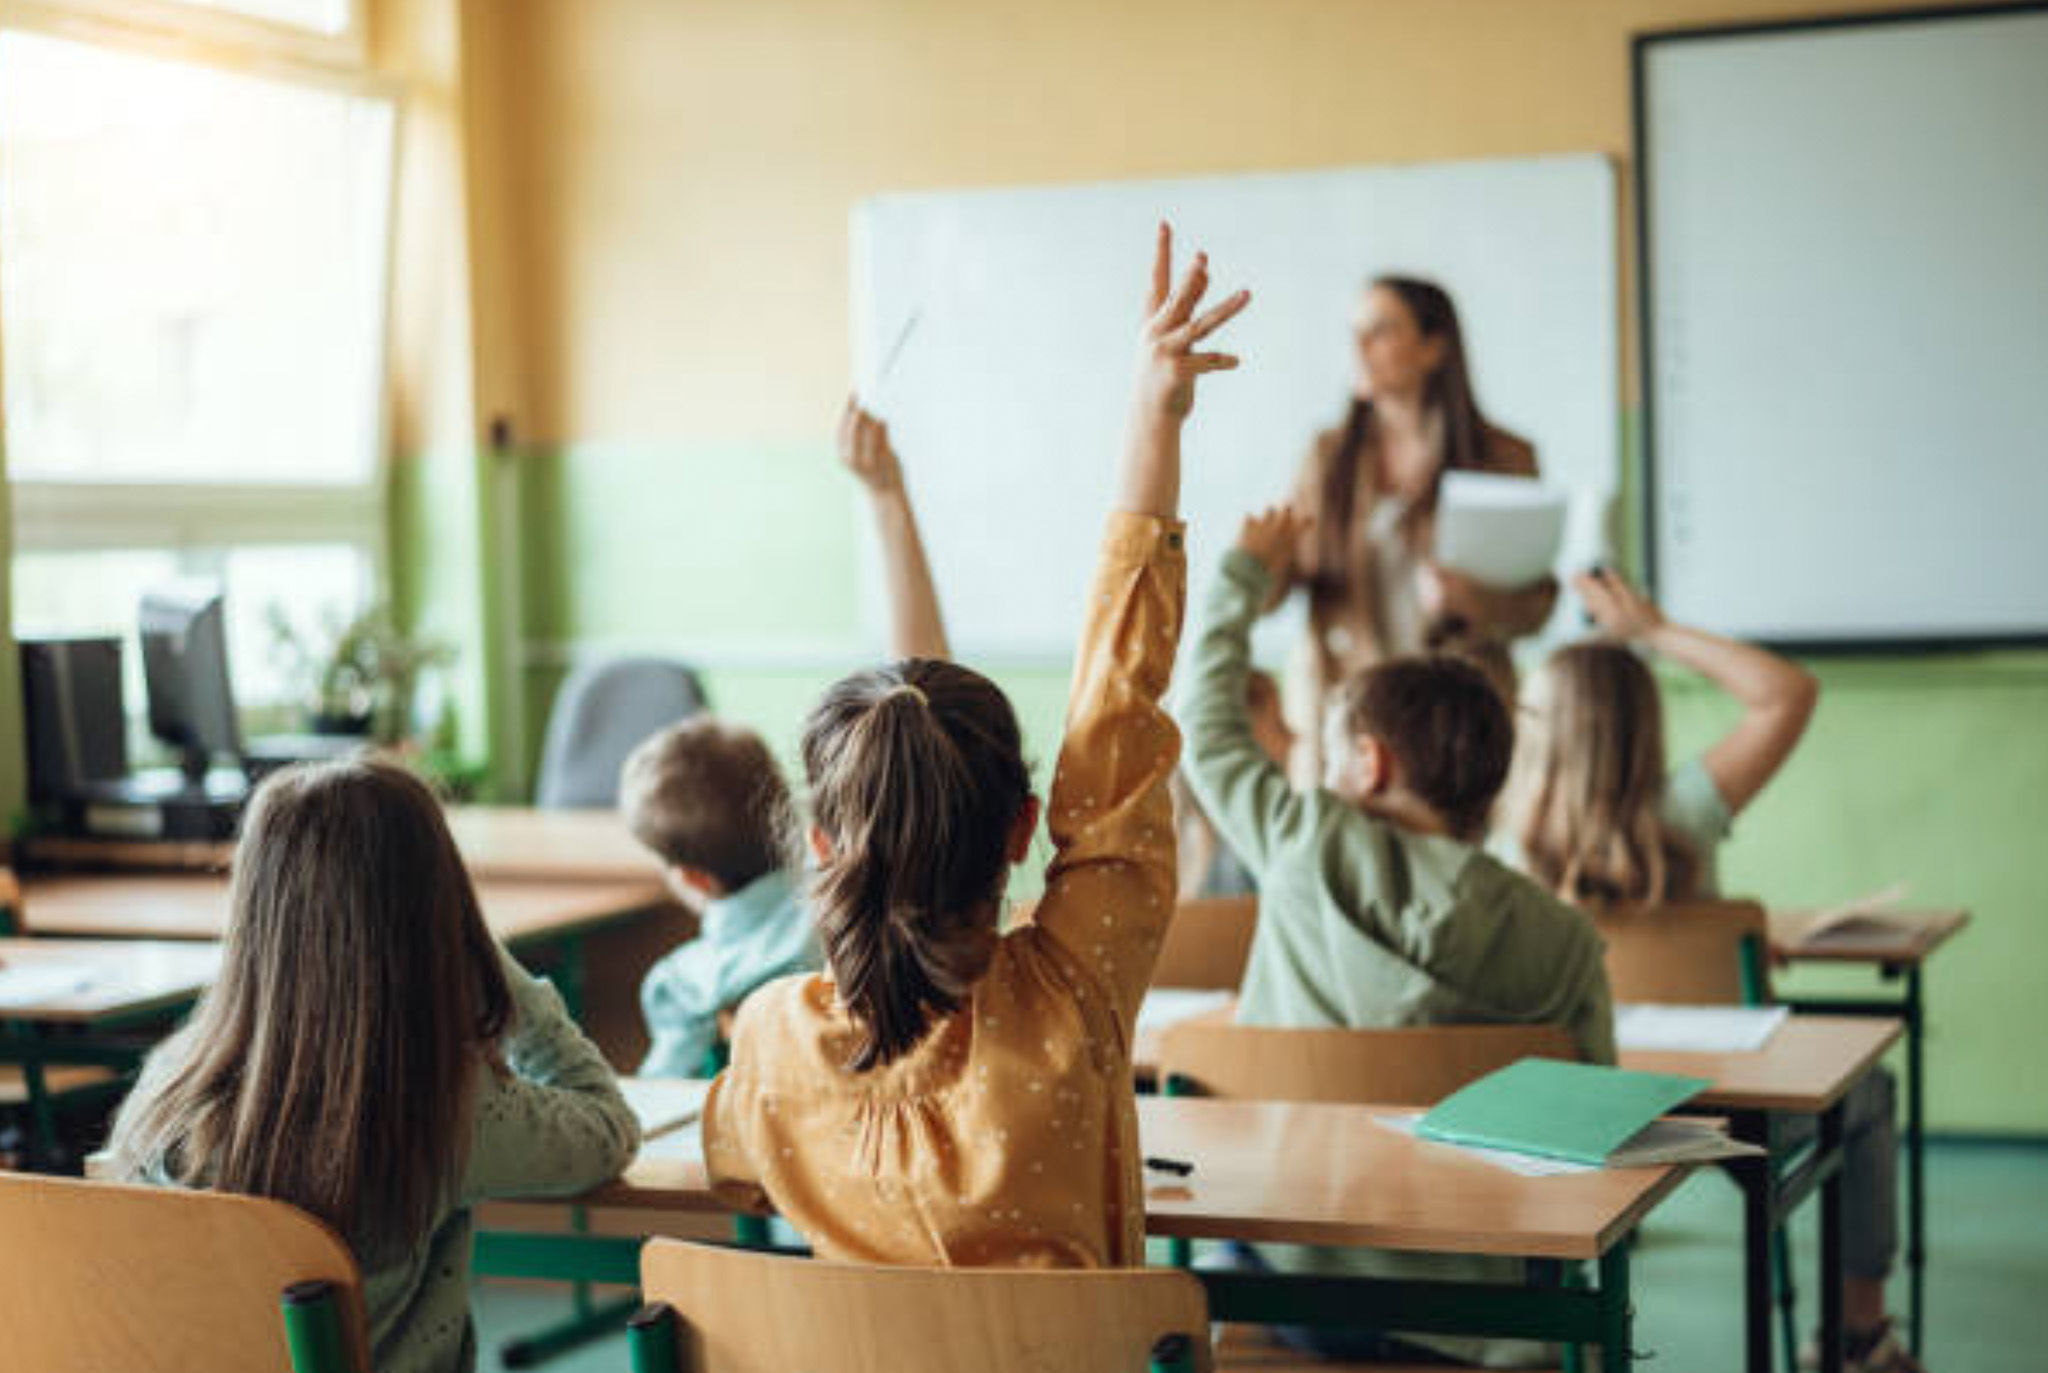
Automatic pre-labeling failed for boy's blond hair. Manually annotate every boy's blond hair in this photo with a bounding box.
[620,718,790,890]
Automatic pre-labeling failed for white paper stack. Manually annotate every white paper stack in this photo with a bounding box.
[1433,471,1568,587]
[1615,1003,1790,1053]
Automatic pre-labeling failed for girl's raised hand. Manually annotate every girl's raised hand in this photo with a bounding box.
[1137,222,1251,423]
[837,396,904,494]
[1574,566,1665,641]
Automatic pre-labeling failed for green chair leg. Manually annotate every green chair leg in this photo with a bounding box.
[280,1280,352,1373]
[1773,1227,1800,1373]
[627,1302,682,1373]
[1150,1332,1199,1373]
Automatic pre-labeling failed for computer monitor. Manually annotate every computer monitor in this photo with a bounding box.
[140,584,243,786]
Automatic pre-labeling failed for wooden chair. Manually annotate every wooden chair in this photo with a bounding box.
[1157,1021,1578,1107]
[0,1173,368,1372]
[1591,898,1770,1005]
[1151,896,1258,990]
[629,1239,1212,1373]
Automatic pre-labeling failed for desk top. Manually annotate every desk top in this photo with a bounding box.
[1768,907,1970,966]
[15,872,669,945]
[19,806,663,886]
[588,1092,1686,1261]
[1622,1015,1900,1114]
[0,937,222,1023]
[445,807,663,883]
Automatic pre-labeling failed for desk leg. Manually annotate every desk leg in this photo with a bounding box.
[1904,964,1926,1356]
[1818,1102,1847,1373]
[1734,1111,1777,1373]
[1598,1243,1633,1372]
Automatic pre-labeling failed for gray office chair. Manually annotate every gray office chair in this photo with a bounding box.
[532,656,709,809]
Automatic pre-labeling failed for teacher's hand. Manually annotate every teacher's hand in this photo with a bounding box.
[1417,563,1486,624]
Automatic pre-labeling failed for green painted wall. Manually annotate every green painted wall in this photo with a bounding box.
[502,433,2048,1135]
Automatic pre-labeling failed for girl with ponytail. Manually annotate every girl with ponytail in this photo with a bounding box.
[702,224,1250,1267]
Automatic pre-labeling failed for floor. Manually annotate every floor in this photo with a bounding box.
[471,1140,2048,1372]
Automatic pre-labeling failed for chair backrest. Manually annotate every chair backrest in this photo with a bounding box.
[638,1240,1210,1373]
[0,1173,368,1373]
[534,657,709,809]
[1149,896,1257,990]
[1158,1021,1578,1107]
[1591,898,1770,1006]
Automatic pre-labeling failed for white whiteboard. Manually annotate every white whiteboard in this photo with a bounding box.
[1641,8,2048,647]
[852,154,1619,662]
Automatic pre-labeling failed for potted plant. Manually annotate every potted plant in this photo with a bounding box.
[266,604,455,746]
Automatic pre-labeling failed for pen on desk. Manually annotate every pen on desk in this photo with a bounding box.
[1144,1155,1194,1176]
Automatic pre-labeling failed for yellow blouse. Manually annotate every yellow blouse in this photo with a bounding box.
[703,511,1186,1267]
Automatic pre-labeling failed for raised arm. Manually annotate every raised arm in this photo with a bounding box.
[1036,223,1249,1024]
[1180,507,1314,875]
[1579,568,1819,817]
[839,398,951,661]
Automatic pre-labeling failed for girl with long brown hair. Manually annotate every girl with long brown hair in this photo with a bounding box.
[1502,576,1925,1373]
[702,224,1249,1267]
[1504,567,1818,902]
[1283,276,1558,780]
[109,759,639,1373]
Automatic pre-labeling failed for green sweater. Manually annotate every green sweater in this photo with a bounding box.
[1180,549,1615,1063]
[1180,550,1616,1367]
[115,949,640,1373]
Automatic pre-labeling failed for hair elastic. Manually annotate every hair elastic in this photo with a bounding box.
[882,682,929,707]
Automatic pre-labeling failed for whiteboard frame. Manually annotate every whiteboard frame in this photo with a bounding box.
[1632,1,2048,654]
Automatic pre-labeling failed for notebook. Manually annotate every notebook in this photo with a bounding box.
[1416,1058,1715,1167]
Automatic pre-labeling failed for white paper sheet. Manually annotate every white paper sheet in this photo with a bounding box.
[1432,471,1569,587]
[620,1079,712,1138]
[639,1123,705,1164]
[1615,1003,1789,1053]
[1373,1111,1597,1177]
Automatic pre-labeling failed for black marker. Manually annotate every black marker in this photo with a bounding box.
[1144,1155,1195,1177]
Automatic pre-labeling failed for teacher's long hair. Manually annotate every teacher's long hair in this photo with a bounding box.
[1312,276,1493,584]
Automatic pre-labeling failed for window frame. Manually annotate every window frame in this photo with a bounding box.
[0,0,402,590]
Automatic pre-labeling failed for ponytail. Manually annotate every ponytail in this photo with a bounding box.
[800,660,1030,1071]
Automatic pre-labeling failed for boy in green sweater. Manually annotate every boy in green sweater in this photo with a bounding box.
[1178,507,1613,1368]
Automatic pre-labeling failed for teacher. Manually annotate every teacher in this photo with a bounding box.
[1282,276,1557,779]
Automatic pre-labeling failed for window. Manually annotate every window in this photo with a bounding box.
[1,15,398,717]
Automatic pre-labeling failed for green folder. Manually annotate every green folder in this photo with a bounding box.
[1416,1058,1711,1167]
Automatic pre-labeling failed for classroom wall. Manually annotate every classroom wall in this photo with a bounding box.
[453,0,2046,1131]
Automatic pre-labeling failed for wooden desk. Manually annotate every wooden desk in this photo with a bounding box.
[470,1089,1683,1368]
[1631,1016,1901,1373]
[0,938,221,1025]
[1624,1015,1900,1114]
[445,807,662,883]
[19,806,662,885]
[0,938,222,1166]
[11,872,666,948]
[1768,908,1965,1361]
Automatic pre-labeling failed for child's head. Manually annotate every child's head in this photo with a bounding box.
[1510,640,1697,904]
[799,658,1037,1072]
[112,758,510,1259]
[621,717,790,904]
[1322,654,1513,842]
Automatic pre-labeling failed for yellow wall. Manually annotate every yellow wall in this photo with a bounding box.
[479,0,2021,448]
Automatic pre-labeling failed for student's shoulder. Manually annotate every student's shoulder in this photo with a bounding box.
[1457,848,1602,943]
[726,970,851,1075]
